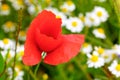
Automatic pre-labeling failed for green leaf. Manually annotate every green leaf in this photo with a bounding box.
[0,53,5,80]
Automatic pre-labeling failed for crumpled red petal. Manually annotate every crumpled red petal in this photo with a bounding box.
[44,34,84,65]
[22,24,42,66]
[35,29,63,52]
[34,10,62,39]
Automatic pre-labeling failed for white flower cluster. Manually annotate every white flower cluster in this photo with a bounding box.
[0,38,24,61]
[0,38,24,79]
[81,43,120,77]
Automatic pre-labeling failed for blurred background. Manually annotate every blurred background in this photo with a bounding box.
[0,0,120,80]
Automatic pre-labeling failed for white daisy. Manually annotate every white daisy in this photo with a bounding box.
[87,51,105,68]
[79,13,86,24]
[60,1,75,14]
[65,17,84,33]
[108,60,120,77]
[28,4,41,15]
[1,49,15,62]
[102,49,116,63]
[0,4,10,15]
[92,6,109,22]
[12,0,24,10]
[94,46,105,55]
[81,42,92,54]
[7,66,24,80]
[0,38,15,50]
[93,28,106,39]
[17,45,24,60]
[55,12,67,26]
[19,30,26,41]
[113,44,120,55]
[85,12,101,27]
[2,21,16,33]
[45,7,67,26]
[25,0,36,6]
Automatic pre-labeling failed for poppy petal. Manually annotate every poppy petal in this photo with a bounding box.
[44,34,84,65]
[35,29,63,52]
[22,25,42,66]
[33,10,62,38]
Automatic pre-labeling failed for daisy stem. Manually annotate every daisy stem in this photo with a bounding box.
[102,66,114,80]
[86,36,111,48]
[112,0,120,44]
[119,30,120,44]
[74,58,92,80]
[12,8,22,80]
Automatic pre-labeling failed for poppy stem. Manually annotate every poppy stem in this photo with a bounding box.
[34,61,41,76]
[25,66,38,80]
[34,52,46,76]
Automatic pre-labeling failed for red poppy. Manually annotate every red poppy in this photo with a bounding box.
[22,10,84,66]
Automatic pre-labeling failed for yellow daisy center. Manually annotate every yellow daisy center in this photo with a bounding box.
[1,4,9,11]
[83,43,89,48]
[62,8,67,13]
[91,55,98,62]
[42,73,48,80]
[98,28,104,34]
[3,38,9,45]
[97,48,104,54]
[8,53,12,58]
[97,11,103,17]
[19,51,24,56]
[6,21,13,29]
[17,0,23,5]
[19,31,26,36]
[72,21,78,27]
[104,55,108,59]
[66,1,73,6]
[56,15,61,19]
[90,17,94,22]
[45,0,51,4]
[112,53,117,58]
[80,16,85,22]
[116,64,120,71]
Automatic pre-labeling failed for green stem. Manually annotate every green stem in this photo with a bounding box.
[12,8,22,80]
[112,0,120,44]
[86,36,111,48]
[119,30,120,44]
[25,66,38,80]
[74,59,92,80]
[102,66,114,80]
[34,62,41,76]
